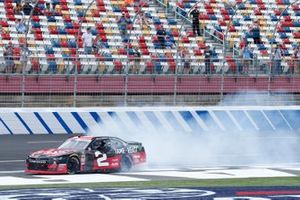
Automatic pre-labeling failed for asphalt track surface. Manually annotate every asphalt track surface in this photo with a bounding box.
[0,135,300,200]
[0,134,73,172]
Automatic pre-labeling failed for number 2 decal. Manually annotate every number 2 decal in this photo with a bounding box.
[95,151,109,167]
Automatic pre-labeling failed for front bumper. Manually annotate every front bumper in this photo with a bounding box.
[25,163,68,174]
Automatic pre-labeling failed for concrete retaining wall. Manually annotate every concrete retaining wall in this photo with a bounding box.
[0,106,299,134]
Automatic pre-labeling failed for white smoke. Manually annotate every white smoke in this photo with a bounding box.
[87,94,300,169]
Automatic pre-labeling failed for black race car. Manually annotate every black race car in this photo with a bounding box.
[26,136,146,174]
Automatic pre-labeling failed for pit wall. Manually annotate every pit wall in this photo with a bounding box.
[0,106,300,134]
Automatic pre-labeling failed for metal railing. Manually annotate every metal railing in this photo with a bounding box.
[1,56,300,75]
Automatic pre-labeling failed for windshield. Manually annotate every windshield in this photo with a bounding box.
[58,138,90,150]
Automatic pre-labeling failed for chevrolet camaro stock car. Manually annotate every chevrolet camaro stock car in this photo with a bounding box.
[26,136,146,174]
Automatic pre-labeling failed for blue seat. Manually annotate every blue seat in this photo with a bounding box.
[294,21,300,27]
[271,15,278,22]
[167,18,177,25]
[68,39,77,48]
[209,15,217,20]
[58,27,67,34]
[257,44,266,50]
[65,22,73,29]
[74,0,82,5]
[32,22,41,28]
[77,10,84,17]
[45,47,54,54]
[91,29,98,35]
[153,18,161,25]
[112,6,121,12]
[51,39,61,48]
[184,3,192,9]
[47,16,56,22]
[280,32,288,39]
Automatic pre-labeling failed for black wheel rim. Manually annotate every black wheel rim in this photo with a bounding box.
[67,158,78,174]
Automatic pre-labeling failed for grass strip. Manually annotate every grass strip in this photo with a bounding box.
[0,177,299,190]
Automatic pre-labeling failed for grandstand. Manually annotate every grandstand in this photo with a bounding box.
[0,0,299,106]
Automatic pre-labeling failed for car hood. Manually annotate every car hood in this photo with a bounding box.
[30,148,76,158]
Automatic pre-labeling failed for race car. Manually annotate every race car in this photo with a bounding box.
[25,136,146,174]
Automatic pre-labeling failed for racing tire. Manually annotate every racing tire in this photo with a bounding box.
[67,156,80,174]
[120,156,132,172]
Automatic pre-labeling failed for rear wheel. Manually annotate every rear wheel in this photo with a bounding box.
[67,157,80,174]
[120,156,132,172]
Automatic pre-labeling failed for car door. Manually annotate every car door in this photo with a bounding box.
[85,139,118,171]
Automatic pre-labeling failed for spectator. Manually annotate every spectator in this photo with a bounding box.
[4,42,14,73]
[251,21,261,44]
[165,35,175,49]
[16,19,27,34]
[23,2,33,15]
[20,42,31,69]
[82,27,93,54]
[211,46,218,63]
[273,44,283,74]
[117,12,131,40]
[93,35,108,54]
[189,6,201,36]
[204,45,212,74]
[242,43,253,74]
[44,2,53,16]
[137,11,150,31]
[156,27,166,49]
[32,4,42,15]
[293,45,300,74]
[180,47,190,74]
[132,47,141,74]
[14,3,23,15]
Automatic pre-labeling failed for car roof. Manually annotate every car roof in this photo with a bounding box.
[70,135,123,141]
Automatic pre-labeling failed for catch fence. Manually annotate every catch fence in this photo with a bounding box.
[0,56,300,107]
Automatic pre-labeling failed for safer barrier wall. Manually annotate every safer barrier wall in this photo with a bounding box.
[0,106,300,134]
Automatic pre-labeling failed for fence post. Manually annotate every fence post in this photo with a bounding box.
[21,58,25,107]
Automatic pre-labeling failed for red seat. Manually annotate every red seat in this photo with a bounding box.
[61,4,69,10]
[49,26,58,34]
[47,54,55,60]
[293,32,300,38]
[35,33,43,40]
[1,33,11,40]
[6,14,16,21]
[97,0,105,6]
[139,36,146,43]
[118,48,126,55]
[92,9,100,17]
[141,48,149,55]
[32,16,40,22]
[172,30,179,37]
[60,40,68,48]
[98,6,106,12]
[139,42,147,49]
[66,28,77,35]
[181,36,189,43]
[0,21,8,27]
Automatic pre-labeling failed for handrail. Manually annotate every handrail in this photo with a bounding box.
[167,3,225,45]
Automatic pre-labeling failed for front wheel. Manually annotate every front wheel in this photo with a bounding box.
[67,156,80,174]
[120,156,132,172]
